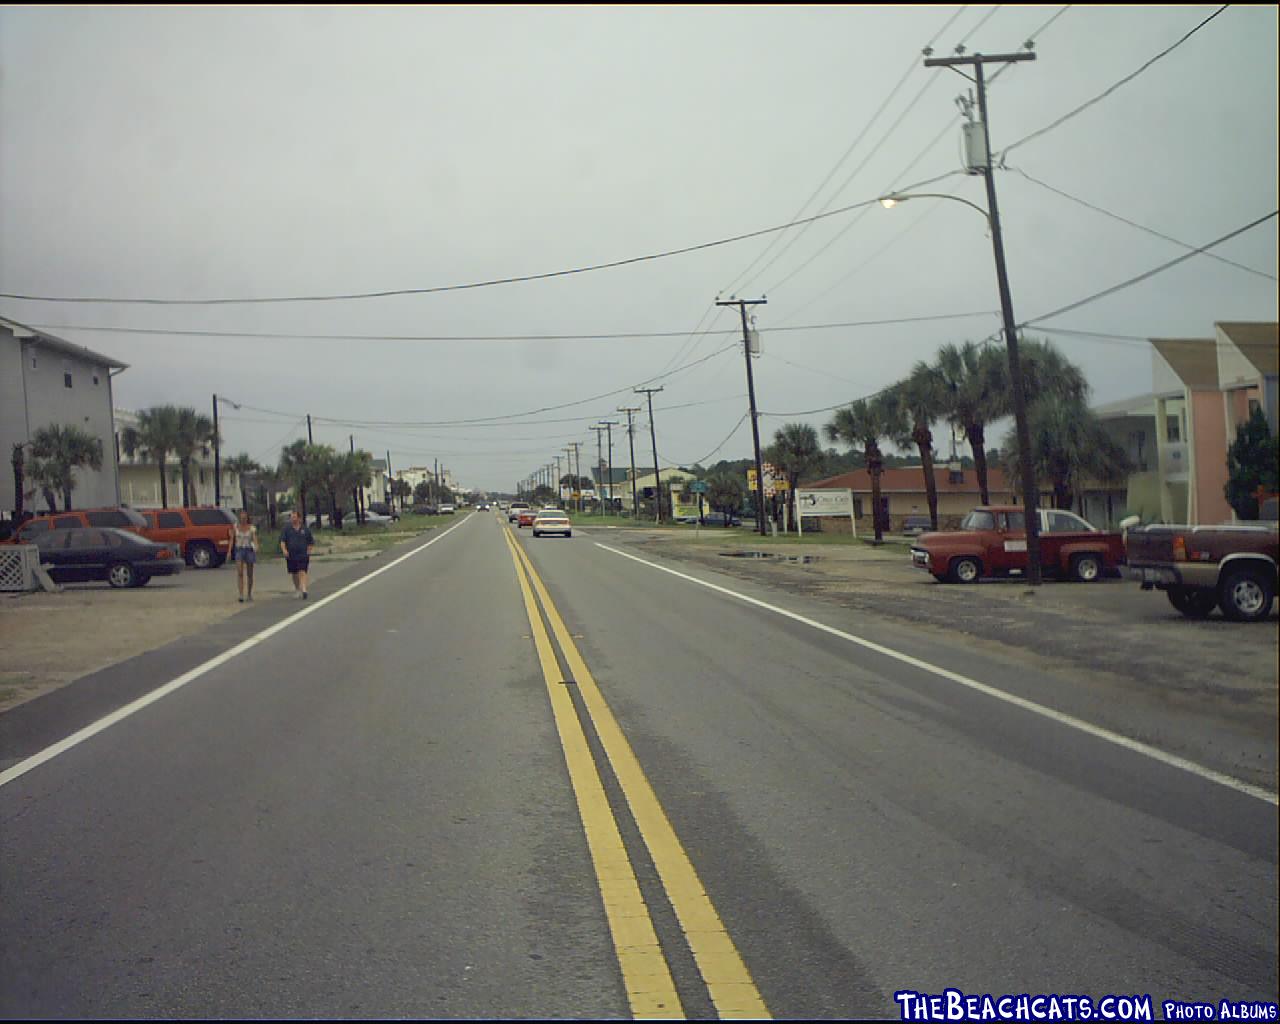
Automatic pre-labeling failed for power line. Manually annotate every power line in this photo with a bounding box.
[998,5,1230,160]
[0,198,882,307]
[955,5,1004,52]
[1008,166,1278,281]
[23,308,997,342]
[1022,209,1279,326]
[722,5,971,299]
[745,75,947,295]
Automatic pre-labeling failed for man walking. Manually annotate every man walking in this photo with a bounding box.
[279,510,315,599]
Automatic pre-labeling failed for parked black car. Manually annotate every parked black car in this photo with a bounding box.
[33,527,184,588]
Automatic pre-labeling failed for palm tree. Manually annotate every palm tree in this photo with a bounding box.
[279,440,324,525]
[889,363,948,530]
[25,455,61,513]
[29,424,104,511]
[935,341,1009,504]
[11,442,28,520]
[765,422,824,531]
[1018,336,1088,407]
[1003,396,1131,512]
[222,453,261,512]
[172,407,217,507]
[121,404,183,509]
[825,393,899,543]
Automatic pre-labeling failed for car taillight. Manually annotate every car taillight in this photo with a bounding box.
[1171,535,1187,561]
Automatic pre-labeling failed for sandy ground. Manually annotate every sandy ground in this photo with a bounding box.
[0,525,432,715]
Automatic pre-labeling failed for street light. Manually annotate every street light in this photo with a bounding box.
[879,188,1044,586]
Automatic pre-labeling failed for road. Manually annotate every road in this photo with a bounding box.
[2,511,1276,1018]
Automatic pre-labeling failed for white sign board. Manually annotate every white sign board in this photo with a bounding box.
[796,489,854,515]
[794,488,856,539]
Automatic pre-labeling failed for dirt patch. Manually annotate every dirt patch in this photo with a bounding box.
[629,532,1279,725]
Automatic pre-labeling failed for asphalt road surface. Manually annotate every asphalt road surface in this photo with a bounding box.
[2,511,1275,1019]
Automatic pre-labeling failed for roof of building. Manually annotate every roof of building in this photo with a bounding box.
[805,466,1014,494]
[1150,338,1220,390]
[1,315,129,370]
[1217,321,1279,378]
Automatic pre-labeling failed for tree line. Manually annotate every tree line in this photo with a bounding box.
[684,337,1133,542]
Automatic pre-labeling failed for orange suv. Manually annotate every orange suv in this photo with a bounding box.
[138,507,237,568]
[4,507,150,544]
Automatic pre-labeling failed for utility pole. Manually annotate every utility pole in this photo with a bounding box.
[554,455,563,504]
[306,414,313,444]
[618,407,640,518]
[924,49,1041,584]
[589,425,608,516]
[212,393,221,508]
[565,443,584,514]
[386,450,394,510]
[599,420,618,517]
[634,388,664,523]
[717,297,768,535]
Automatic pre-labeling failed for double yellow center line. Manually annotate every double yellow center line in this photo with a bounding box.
[503,528,769,1020]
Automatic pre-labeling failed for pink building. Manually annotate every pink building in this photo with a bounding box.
[1095,322,1277,526]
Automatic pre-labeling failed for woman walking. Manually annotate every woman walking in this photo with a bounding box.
[230,509,259,602]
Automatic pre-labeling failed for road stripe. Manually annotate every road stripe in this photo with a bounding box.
[513,535,771,1019]
[0,516,476,791]
[502,531,683,1019]
[595,542,1280,807]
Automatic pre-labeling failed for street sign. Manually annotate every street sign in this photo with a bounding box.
[690,481,708,494]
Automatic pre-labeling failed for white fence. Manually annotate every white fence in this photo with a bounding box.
[0,545,41,592]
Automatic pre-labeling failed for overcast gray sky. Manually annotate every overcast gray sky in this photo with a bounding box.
[2,5,1276,492]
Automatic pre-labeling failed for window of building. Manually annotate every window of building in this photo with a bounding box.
[1167,415,1181,443]
[64,372,73,389]
[93,373,100,386]
[1249,398,1261,417]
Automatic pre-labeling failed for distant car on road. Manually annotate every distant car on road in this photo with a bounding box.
[32,527,184,588]
[508,502,530,523]
[517,508,538,528]
[532,510,572,538]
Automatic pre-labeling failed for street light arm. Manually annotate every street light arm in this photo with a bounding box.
[879,192,992,229]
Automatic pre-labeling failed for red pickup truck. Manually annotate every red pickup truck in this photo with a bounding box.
[910,506,1126,583]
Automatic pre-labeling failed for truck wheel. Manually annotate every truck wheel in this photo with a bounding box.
[1218,567,1275,622]
[1070,552,1102,582]
[948,556,981,584]
[1167,586,1216,618]
[189,541,216,569]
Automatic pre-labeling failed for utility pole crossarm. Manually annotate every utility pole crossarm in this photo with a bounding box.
[923,52,1036,68]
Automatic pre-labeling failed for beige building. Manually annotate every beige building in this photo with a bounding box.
[114,408,241,510]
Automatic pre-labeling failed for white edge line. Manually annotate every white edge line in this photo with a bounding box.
[594,542,1279,807]
[0,516,476,790]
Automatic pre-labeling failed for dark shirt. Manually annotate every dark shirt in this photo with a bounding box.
[280,524,314,559]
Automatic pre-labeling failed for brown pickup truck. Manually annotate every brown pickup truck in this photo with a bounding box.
[1123,500,1278,622]
[910,505,1126,583]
